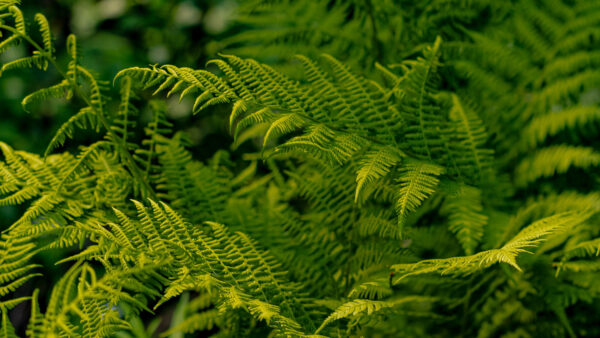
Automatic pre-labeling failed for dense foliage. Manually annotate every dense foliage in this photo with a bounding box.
[1,0,599,337]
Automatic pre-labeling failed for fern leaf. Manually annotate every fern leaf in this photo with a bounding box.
[262,113,307,148]
[0,308,17,338]
[515,145,600,187]
[78,66,104,112]
[110,75,139,148]
[25,289,43,337]
[0,35,20,58]
[441,184,487,255]
[7,6,24,33]
[355,146,402,205]
[21,80,71,113]
[447,94,494,182]
[1,55,47,74]
[45,107,99,156]
[348,277,393,300]
[563,238,600,260]
[66,34,77,81]
[55,141,106,192]
[400,36,446,161]
[0,1,19,11]
[393,212,591,280]
[395,160,444,226]
[315,296,436,334]
[159,309,221,337]
[229,99,248,132]
[522,106,600,150]
[34,13,52,54]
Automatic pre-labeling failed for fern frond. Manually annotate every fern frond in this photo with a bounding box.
[21,80,72,113]
[447,94,494,182]
[2,2,599,336]
[392,212,590,280]
[75,200,318,335]
[0,1,19,12]
[441,184,487,255]
[399,36,447,162]
[154,134,228,223]
[357,211,402,240]
[45,107,100,156]
[0,307,17,338]
[556,260,600,274]
[535,69,600,111]
[485,191,599,249]
[315,296,436,334]
[117,52,420,168]
[395,160,444,226]
[0,235,40,297]
[78,66,104,112]
[36,263,162,337]
[55,141,107,192]
[133,102,172,181]
[515,146,600,187]
[66,34,77,81]
[563,238,600,260]
[263,113,308,148]
[348,277,393,300]
[110,75,138,148]
[521,106,600,150]
[1,55,47,74]
[159,309,221,337]
[34,13,52,55]
[355,146,402,205]
[540,50,600,84]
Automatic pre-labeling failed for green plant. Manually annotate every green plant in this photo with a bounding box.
[1,0,599,337]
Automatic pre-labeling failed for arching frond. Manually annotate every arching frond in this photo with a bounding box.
[392,212,591,280]
[515,146,600,187]
[521,106,600,150]
[45,107,100,156]
[21,80,72,113]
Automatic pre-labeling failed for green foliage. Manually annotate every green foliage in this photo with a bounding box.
[1,0,599,337]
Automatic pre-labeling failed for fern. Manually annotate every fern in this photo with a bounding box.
[395,160,444,226]
[315,296,437,335]
[441,184,487,255]
[514,145,600,187]
[354,146,402,205]
[1,1,600,337]
[392,212,591,279]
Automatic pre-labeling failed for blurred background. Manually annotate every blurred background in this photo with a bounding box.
[1,0,237,153]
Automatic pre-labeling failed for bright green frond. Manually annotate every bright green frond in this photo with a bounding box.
[515,146,600,187]
[395,160,444,226]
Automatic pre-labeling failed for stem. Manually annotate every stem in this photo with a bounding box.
[0,24,157,200]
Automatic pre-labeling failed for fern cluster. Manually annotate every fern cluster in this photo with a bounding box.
[1,0,599,337]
